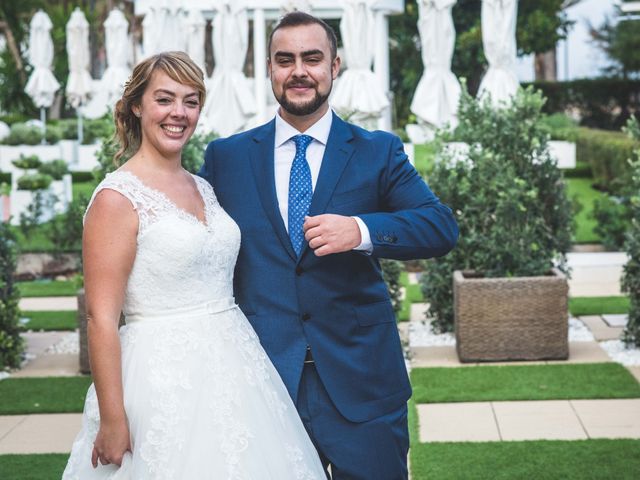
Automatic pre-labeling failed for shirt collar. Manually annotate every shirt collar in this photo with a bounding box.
[274,107,333,148]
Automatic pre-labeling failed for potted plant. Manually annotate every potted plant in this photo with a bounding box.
[421,87,573,362]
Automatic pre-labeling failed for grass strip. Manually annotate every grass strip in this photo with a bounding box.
[20,311,77,331]
[0,377,91,415]
[570,296,630,316]
[408,399,640,479]
[411,437,640,480]
[411,363,640,404]
[17,280,77,297]
[0,454,68,480]
[566,177,605,244]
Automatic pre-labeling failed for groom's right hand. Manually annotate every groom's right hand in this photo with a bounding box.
[303,214,362,256]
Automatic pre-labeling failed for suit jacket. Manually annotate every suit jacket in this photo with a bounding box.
[199,113,458,422]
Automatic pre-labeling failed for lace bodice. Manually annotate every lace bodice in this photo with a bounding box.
[86,170,241,317]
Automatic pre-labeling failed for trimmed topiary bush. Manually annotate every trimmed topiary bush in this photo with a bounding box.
[2,123,42,145]
[0,221,23,369]
[16,173,53,191]
[622,118,640,347]
[421,87,573,333]
[11,154,42,170]
[38,159,69,181]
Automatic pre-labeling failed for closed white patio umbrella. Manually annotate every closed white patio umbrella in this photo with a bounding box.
[66,7,93,143]
[142,1,186,58]
[410,0,461,130]
[331,0,389,127]
[202,0,256,137]
[25,10,60,142]
[102,8,132,107]
[185,9,206,73]
[477,0,520,105]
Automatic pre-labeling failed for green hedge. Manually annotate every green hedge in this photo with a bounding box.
[70,171,95,183]
[526,79,640,131]
[574,127,638,192]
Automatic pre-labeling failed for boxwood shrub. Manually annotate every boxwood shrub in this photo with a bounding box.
[11,154,42,170]
[420,87,573,332]
[17,173,53,191]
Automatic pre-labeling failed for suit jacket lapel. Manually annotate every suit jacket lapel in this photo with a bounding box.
[249,120,297,262]
[299,113,355,260]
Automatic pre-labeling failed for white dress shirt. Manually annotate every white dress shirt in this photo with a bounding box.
[274,108,372,251]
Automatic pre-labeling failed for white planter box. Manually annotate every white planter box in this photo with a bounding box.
[72,144,101,171]
[548,141,576,169]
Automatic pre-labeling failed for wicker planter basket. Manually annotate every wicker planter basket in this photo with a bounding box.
[454,268,569,362]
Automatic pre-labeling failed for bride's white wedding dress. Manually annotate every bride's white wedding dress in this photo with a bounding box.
[62,170,325,479]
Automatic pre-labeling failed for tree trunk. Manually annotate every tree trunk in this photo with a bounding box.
[0,21,26,84]
[534,49,557,81]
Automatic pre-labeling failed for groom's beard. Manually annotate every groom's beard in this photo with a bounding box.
[276,79,332,117]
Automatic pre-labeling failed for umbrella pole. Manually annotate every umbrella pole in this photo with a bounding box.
[77,110,84,145]
[40,107,46,145]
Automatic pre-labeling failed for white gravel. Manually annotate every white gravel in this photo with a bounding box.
[44,332,79,355]
[410,317,595,346]
[568,317,595,342]
[600,340,640,366]
[0,371,10,381]
[408,320,456,347]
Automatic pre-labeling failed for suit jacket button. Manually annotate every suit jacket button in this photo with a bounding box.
[302,313,311,321]
[295,266,303,276]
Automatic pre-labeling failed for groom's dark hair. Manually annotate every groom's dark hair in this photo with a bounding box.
[268,11,338,60]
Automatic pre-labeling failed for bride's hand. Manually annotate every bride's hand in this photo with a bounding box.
[91,419,131,468]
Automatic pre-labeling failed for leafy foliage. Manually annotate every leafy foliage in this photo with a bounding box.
[49,194,88,254]
[0,221,23,369]
[420,87,573,332]
[591,9,640,78]
[622,117,640,347]
[380,259,402,315]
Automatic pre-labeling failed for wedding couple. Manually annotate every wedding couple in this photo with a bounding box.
[63,12,458,480]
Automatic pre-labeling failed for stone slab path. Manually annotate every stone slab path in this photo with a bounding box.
[0,414,82,454]
[19,296,77,311]
[417,399,640,443]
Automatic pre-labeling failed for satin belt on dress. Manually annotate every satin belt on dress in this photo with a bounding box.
[124,297,238,324]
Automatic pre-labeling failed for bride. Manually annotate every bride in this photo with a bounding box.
[62,51,325,479]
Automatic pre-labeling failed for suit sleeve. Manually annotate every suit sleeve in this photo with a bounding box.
[358,135,459,260]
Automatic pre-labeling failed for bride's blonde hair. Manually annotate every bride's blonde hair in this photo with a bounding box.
[113,51,206,164]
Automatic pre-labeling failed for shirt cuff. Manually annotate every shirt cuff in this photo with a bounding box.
[352,216,373,254]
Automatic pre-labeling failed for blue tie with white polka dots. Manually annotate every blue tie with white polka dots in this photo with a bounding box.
[288,134,314,256]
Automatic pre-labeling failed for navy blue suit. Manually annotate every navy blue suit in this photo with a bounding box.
[200,113,458,478]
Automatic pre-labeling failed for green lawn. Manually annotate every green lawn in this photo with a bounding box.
[0,377,91,415]
[398,271,425,322]
[17,280,78,297]
[72,180,95,201]
[20,311,77,331]
[411,363,640,404]
[570,296,630,316]
[0,454,68,480]
[566,177,605,244]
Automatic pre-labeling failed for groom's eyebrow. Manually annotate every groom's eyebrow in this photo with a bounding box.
[274,49,324,59]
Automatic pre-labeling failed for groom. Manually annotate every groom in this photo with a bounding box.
[200,11,458,479]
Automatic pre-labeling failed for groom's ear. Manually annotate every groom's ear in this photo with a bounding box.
[331,56,341,80]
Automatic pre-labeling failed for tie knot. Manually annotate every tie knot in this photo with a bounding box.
[293,134,313,153]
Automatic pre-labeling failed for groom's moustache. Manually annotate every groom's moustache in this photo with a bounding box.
[286,81,316,89]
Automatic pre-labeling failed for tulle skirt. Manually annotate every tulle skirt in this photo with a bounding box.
[62,298,325,480]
